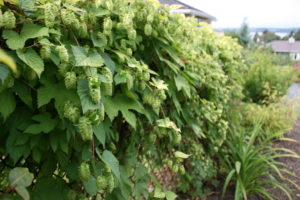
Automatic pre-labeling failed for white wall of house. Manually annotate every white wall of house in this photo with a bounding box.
[290,52,300,61]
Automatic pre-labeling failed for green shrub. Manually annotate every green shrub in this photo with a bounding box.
[0,0,245,199]
[221,124,299,200]
[233,100,298,139]
[243,48,293,104]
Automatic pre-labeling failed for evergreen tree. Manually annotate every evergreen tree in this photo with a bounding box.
[238,18,252,47]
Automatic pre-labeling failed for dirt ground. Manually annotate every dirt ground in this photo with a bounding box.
[271,117,300,200]
[205,117,300,200]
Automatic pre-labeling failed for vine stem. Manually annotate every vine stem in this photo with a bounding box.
[0,186,15,199]
[92,135,95,160]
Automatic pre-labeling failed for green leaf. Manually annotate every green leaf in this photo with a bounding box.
[93,124,106,146]
[32,148,42,163]
[21,23,48,40]
[114,73,127,85]
[71,46,104,67]
[49,135,59,152]
[9,167,33,187]
[0,63,10,83]
[32,177,67,200]
[153,188,165,198]
[3,23,48,50]
[17,49,44,78]
[91,32,107,48]
[37,83,56,108]
[12,80,33,107]
[24,113,58,134]
[156,118,180,132]
[94,8,110,16]
[77,79,101,113]
[0,89,16,119]
[165,191,177,200]
[37,70,80,118]
[100,52,115,74]
[83,177,98,195]
[103,94,145,129]
[174,74,191,98]
[19,0,35,10]
[235,161,241,174]
[100,150,120,181]
[15,186,30,200]
[2,30,24,50]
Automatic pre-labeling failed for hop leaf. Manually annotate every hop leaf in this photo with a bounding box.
[105,0,114,10]
[56,45,69,63]
[97,103,105,122]
[103,17,112,35]
[78,22,88,38]
[89,76,101,104]
[101,67,113,96]
[64,72,77,89]
[58,63,70,76]
[44,3,58,28]
[147,15,154,23]
[128,29,136,40]
[144,24,152,36]
[64,101,80,123]
[173,132,182,144]
[96,176,107,192]
[78,116,93,142]
[158,89,167,101]
[86,111,101,125]
[3,75,14,88]
[40,45,51,60]
[89,88,101,105]
[79,162,91,182]
[107,174,115,193]
[3,11,16,29]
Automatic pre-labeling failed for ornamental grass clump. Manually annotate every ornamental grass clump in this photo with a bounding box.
[221,124,299,200]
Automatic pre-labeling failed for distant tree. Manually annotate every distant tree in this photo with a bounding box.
[225,30,240,40]
[282,31,295,40]
[238,19,252,47]
[225,19,253,48]
[294,30,300,40]
[253,32,261,44]
[260,30,280,43]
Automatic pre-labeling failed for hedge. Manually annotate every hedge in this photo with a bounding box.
[0,0,245,199]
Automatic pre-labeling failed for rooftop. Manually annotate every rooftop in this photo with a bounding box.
[267,40,300,53]
[159,0,216,21]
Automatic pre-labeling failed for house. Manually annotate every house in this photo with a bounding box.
[159,0,217,24]
[267,37,300,61]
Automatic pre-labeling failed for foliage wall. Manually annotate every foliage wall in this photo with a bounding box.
[0,0,246,199]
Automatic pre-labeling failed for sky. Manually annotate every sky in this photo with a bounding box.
[179,0,300,28]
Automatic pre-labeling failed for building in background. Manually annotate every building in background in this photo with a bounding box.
[267,37,300,61]
[159,0,216,24]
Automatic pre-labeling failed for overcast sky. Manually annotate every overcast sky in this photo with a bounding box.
[180,0,300,28]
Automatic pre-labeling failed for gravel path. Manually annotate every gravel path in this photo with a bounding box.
[273,82,300,199]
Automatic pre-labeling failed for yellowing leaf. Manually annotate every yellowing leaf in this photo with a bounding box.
[0,49,17,74]
[5,0,18,5]
[174,151,190,159]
